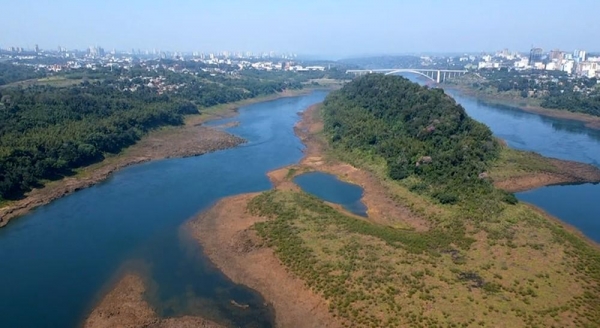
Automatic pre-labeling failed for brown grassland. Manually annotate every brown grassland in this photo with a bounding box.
[191,104,600,328]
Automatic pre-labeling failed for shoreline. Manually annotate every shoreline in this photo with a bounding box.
[444,83,600,130]
[0,88,321,229]
[188,193,345,328]
[491,154,600,193]
[188,103,600,326]
[86,95,600,327]
[191,99,600,325]
[84,273,225,328]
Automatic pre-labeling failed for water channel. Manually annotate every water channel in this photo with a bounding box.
[0,91,328,328]
[446,89,600,244]
[2,76,600,327]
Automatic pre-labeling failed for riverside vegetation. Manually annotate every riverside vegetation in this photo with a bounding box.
[448,69,600,117]
[0,64,346,203]
[249,75,600,327]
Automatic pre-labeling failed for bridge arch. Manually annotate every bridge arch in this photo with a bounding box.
[384,69,436,82]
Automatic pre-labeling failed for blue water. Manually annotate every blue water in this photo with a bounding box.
[445,92,600,244]
[517,184,600,242]
[293,171,368,217]
[4,76,600,328]
[0,91,328,328]
[395,73,600,244]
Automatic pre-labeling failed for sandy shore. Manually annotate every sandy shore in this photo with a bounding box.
[85,95,600,328]
[84,274,224,328]
[0,121,244,228]
[0,89,321,228]
[183,104,429,328]
[188,193,345,328]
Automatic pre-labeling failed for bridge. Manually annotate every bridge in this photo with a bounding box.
[346,68,468,83]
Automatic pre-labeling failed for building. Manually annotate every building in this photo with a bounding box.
[549,49,563,61]
[529,48,543,66]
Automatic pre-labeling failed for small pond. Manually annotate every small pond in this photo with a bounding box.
[293,171,368,217]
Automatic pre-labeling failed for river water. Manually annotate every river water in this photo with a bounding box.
[404,74,600,244]
[294,171,368,217]
[2,79,600,327]
[0,91,328,328]
[445,90,600,243]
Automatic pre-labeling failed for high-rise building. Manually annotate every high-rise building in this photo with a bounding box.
[549,49,563,61]
[529,48,543,66]
[34,44,39,53]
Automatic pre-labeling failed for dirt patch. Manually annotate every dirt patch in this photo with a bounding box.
[494,158,600,192]
[0,122,244,228]
[188,193,345,328]
[84,274,223,328]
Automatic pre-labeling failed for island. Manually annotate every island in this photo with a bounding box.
[179,75,600,327]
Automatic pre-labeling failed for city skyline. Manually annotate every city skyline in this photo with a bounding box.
[1,0,600,58]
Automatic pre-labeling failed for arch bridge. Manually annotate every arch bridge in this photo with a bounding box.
[346,68,468,83]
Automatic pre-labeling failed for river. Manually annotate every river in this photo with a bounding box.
[404,74,600,244]
[1,80,600,327]
[445,89,600,243]
[0,91,328,328]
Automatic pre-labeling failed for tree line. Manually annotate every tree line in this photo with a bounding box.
[0,68,316,201]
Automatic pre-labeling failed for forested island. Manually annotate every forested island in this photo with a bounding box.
[193,75,600,327]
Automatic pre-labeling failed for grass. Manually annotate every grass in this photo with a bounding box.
[0,76,87,89]
[247,106,600,327]
[250,190,599,327]
[488,146,561,182]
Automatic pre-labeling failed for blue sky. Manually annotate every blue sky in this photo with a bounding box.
[2,0,599,57]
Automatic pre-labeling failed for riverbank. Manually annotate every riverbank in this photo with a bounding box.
[0,88,320,228]
[84,274,224,328]
[445,83,600,130]
[190,100,600,327]
[189,193,345,328]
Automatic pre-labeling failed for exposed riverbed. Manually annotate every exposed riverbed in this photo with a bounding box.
[2,78,600,327]
[0,91,328,328]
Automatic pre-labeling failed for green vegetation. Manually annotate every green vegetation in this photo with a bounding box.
[0,63,45,86]
[0,84,192,200]
[488,146,561,182]
[454,69,600,117]
[322,74,502,206]
[251,75,600,327]
[0,65,340,201]
[251,190,600,327]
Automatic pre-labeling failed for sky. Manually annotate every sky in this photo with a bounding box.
[2,0,599,58]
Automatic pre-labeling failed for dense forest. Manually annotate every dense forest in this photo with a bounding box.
[0,67,319,201]
[0,63,45,86]
[322,74,503,204]
[541,90,600,116]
